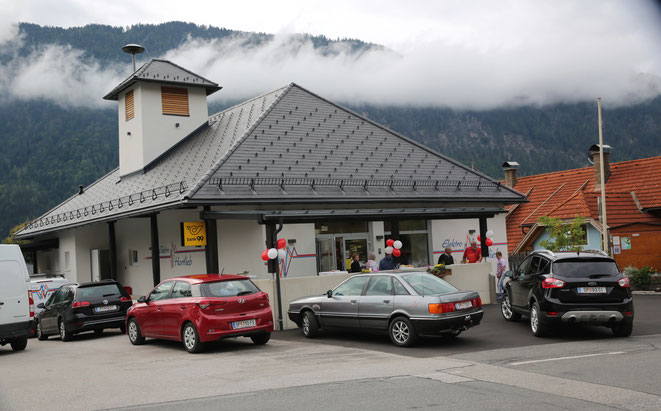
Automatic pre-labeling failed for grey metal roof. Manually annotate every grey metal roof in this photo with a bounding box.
[188,84,526,204]
[17,86,288,238]
[17,82,525,239]
[103,59,221,100]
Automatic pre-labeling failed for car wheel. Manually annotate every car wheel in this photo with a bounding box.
[530,301,550,337]
[119,324,126,334]
[10,336,28,351]
[94,329,103,336]
[250,332,271,345]
[182,323,202,353]
[37,321,48,341]
[59,319,72,342]
[501,292,522,322]
[612,319,633,337]
[127,318,145,345]
[302,311,319,338]
[389,316,417,347]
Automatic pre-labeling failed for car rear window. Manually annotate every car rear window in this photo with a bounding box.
[76,284,125,300]
[552,259,620,278]
[401,273,458,295]
[200,280,260,297]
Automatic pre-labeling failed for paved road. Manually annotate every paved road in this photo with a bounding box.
[0,295,659,411]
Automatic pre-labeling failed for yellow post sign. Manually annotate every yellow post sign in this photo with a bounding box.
[183,222,206,246]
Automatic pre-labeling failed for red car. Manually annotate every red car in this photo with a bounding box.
[126,274,274,353]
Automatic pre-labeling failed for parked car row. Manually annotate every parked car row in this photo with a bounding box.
[3,245,634,354]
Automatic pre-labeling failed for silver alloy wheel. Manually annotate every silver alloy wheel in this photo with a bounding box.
[501,295,513,319]
[302,315,310,335]
[183,325,196,350]
[59,321,65,340]
[530,305,539,333]
[392,320,409,344]
[128,321,138,342]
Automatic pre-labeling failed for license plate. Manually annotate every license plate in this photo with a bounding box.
[232,319,256,329]
[577,287,607,294]
[94,305,118,313]
[455,301,473,310]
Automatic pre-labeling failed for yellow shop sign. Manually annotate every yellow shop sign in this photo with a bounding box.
[183,221,206,246]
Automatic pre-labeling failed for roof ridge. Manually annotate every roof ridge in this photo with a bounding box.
[208,84,290,123]
[183,83,295,199]
[286,83,522,197]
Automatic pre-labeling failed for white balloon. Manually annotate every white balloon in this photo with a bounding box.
[393,240,403,250]
[278,248,287,259]
[486,230,495,239]
[267,248,278,259]
[385,246,394,254]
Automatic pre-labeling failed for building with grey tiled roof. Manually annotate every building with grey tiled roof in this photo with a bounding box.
[17,59,525,307]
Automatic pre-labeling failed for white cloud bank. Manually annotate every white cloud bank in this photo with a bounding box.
[1,0,660,110]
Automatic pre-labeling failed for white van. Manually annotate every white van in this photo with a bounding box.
[0,244,34,351]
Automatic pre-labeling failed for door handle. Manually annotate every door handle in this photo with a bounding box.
[157,307,163,311]
[350,300,357,304]
[383,300,390,303]
[0,301,4,305]
[180,306,186,310]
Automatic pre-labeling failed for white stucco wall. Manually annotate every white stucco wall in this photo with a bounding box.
[276,223,317,278]
[217,219,268,279]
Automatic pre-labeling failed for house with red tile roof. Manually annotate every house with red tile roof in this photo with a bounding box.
[503,150,661,270]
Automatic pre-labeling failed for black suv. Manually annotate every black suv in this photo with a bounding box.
[501,250,633,337]
[35,281,132,341]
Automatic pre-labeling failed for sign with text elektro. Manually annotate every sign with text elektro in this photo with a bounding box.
[182,221,206,246]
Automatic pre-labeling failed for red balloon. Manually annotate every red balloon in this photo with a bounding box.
[277,238,286,249]
[485,238,493,247]
[261,250,270,261]
[477,235,481,242]
[386,239,395,247]
[392,248,401,257]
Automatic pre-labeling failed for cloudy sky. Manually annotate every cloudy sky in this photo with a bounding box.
[2,0,661,109]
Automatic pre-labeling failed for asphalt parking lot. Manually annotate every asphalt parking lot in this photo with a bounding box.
[274,294,661,357]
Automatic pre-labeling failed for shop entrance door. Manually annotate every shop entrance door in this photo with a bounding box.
[316,236,336,272]
[342,236,368,271]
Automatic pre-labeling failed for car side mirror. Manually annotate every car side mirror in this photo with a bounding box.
[37,303,45,309]
[326,290,333,298]
[137,296,146,303]
[504,270,513,278]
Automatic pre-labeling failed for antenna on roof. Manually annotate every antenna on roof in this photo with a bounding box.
[122,44,145,72]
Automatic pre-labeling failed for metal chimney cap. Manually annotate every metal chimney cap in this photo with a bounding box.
[122,44,145,54]
[502,161,520,169]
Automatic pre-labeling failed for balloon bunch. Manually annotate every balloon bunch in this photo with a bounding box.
[385,239,403,257]
[476,230,495,247]
[261,238,288,261]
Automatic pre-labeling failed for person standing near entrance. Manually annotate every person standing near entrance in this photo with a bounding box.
[365,252,378,271]
[437,247,454,265]
[350,253,362,273]
[462,240,483,264]
[495,251,506,298]
[379,251,396,270]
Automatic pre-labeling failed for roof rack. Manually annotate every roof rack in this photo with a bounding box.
[576,249,609,257]
[533,250,555,257]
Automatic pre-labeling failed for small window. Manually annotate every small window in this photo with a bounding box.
[149,281,174,301]
[333,276,369,296]
[393,278,410,295]
[128,249,138,266]
[365,276,393,296]
[201,280,259,297]
[172,281,192,298]
[125,90,134,121]
[64,251,70,271]
[161,86,189,116]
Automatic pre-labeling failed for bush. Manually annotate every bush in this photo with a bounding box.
[627,266,654,290]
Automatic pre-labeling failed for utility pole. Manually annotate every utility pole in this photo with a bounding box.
[597,98,609,254]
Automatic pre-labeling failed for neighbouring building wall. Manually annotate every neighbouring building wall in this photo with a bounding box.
[532,223,602,252]
[611,224,661,270]
[72,224,111,284]
[277,223,317,278]
[430,214,508,274]
[217,219,268,279]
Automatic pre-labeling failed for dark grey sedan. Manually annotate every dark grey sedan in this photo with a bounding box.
[287,272,483,346]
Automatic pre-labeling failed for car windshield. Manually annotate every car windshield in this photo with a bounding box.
[401,273,458,295]
[552,259,620,278]
[200,279,259,297]
[76,284,124,300]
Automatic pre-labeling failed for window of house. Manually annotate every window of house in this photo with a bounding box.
[125,89,134,121]
[64,251,70,271]
[161,86,189,116]
[128,249,138,266]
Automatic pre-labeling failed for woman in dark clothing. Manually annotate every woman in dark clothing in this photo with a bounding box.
[350,254,362,273]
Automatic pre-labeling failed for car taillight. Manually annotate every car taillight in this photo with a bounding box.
[72,301,91,308]
[472,297,482,308]
[618,277,630,288]
[542,278,565,288]
[428,303,456,314]
[198,300,211,309]
[29,292,35,318]
[258,292,269,301]
[120,296,131,302]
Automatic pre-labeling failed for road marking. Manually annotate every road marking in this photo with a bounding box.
[508,351,625,366]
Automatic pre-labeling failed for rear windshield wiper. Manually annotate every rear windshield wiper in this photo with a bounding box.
[237,290,253,296]
[102,293,118,297]
[588,274,612,279]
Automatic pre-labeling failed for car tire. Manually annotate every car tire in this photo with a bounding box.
[612,319,633,337]
[36,321,48,341]
[389,316,417,347]
[59,319,73,342]
[250,332,271,345]
[501,292,522,322]
[119,324,126,334]
[182,323,203,353]
[10,336,28,351]
[530,301,550,337]
[302,311,320,338]
[127,318,145,345]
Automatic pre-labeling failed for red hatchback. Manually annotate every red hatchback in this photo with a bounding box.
[126,274,274,353]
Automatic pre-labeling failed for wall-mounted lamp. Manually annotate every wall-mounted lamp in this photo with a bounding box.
[175,123,180,128]
[376,235,384,240]
[288,239,296,244]
[127,131,131,136]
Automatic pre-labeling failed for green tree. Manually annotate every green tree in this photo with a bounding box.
[537,216,586,252]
